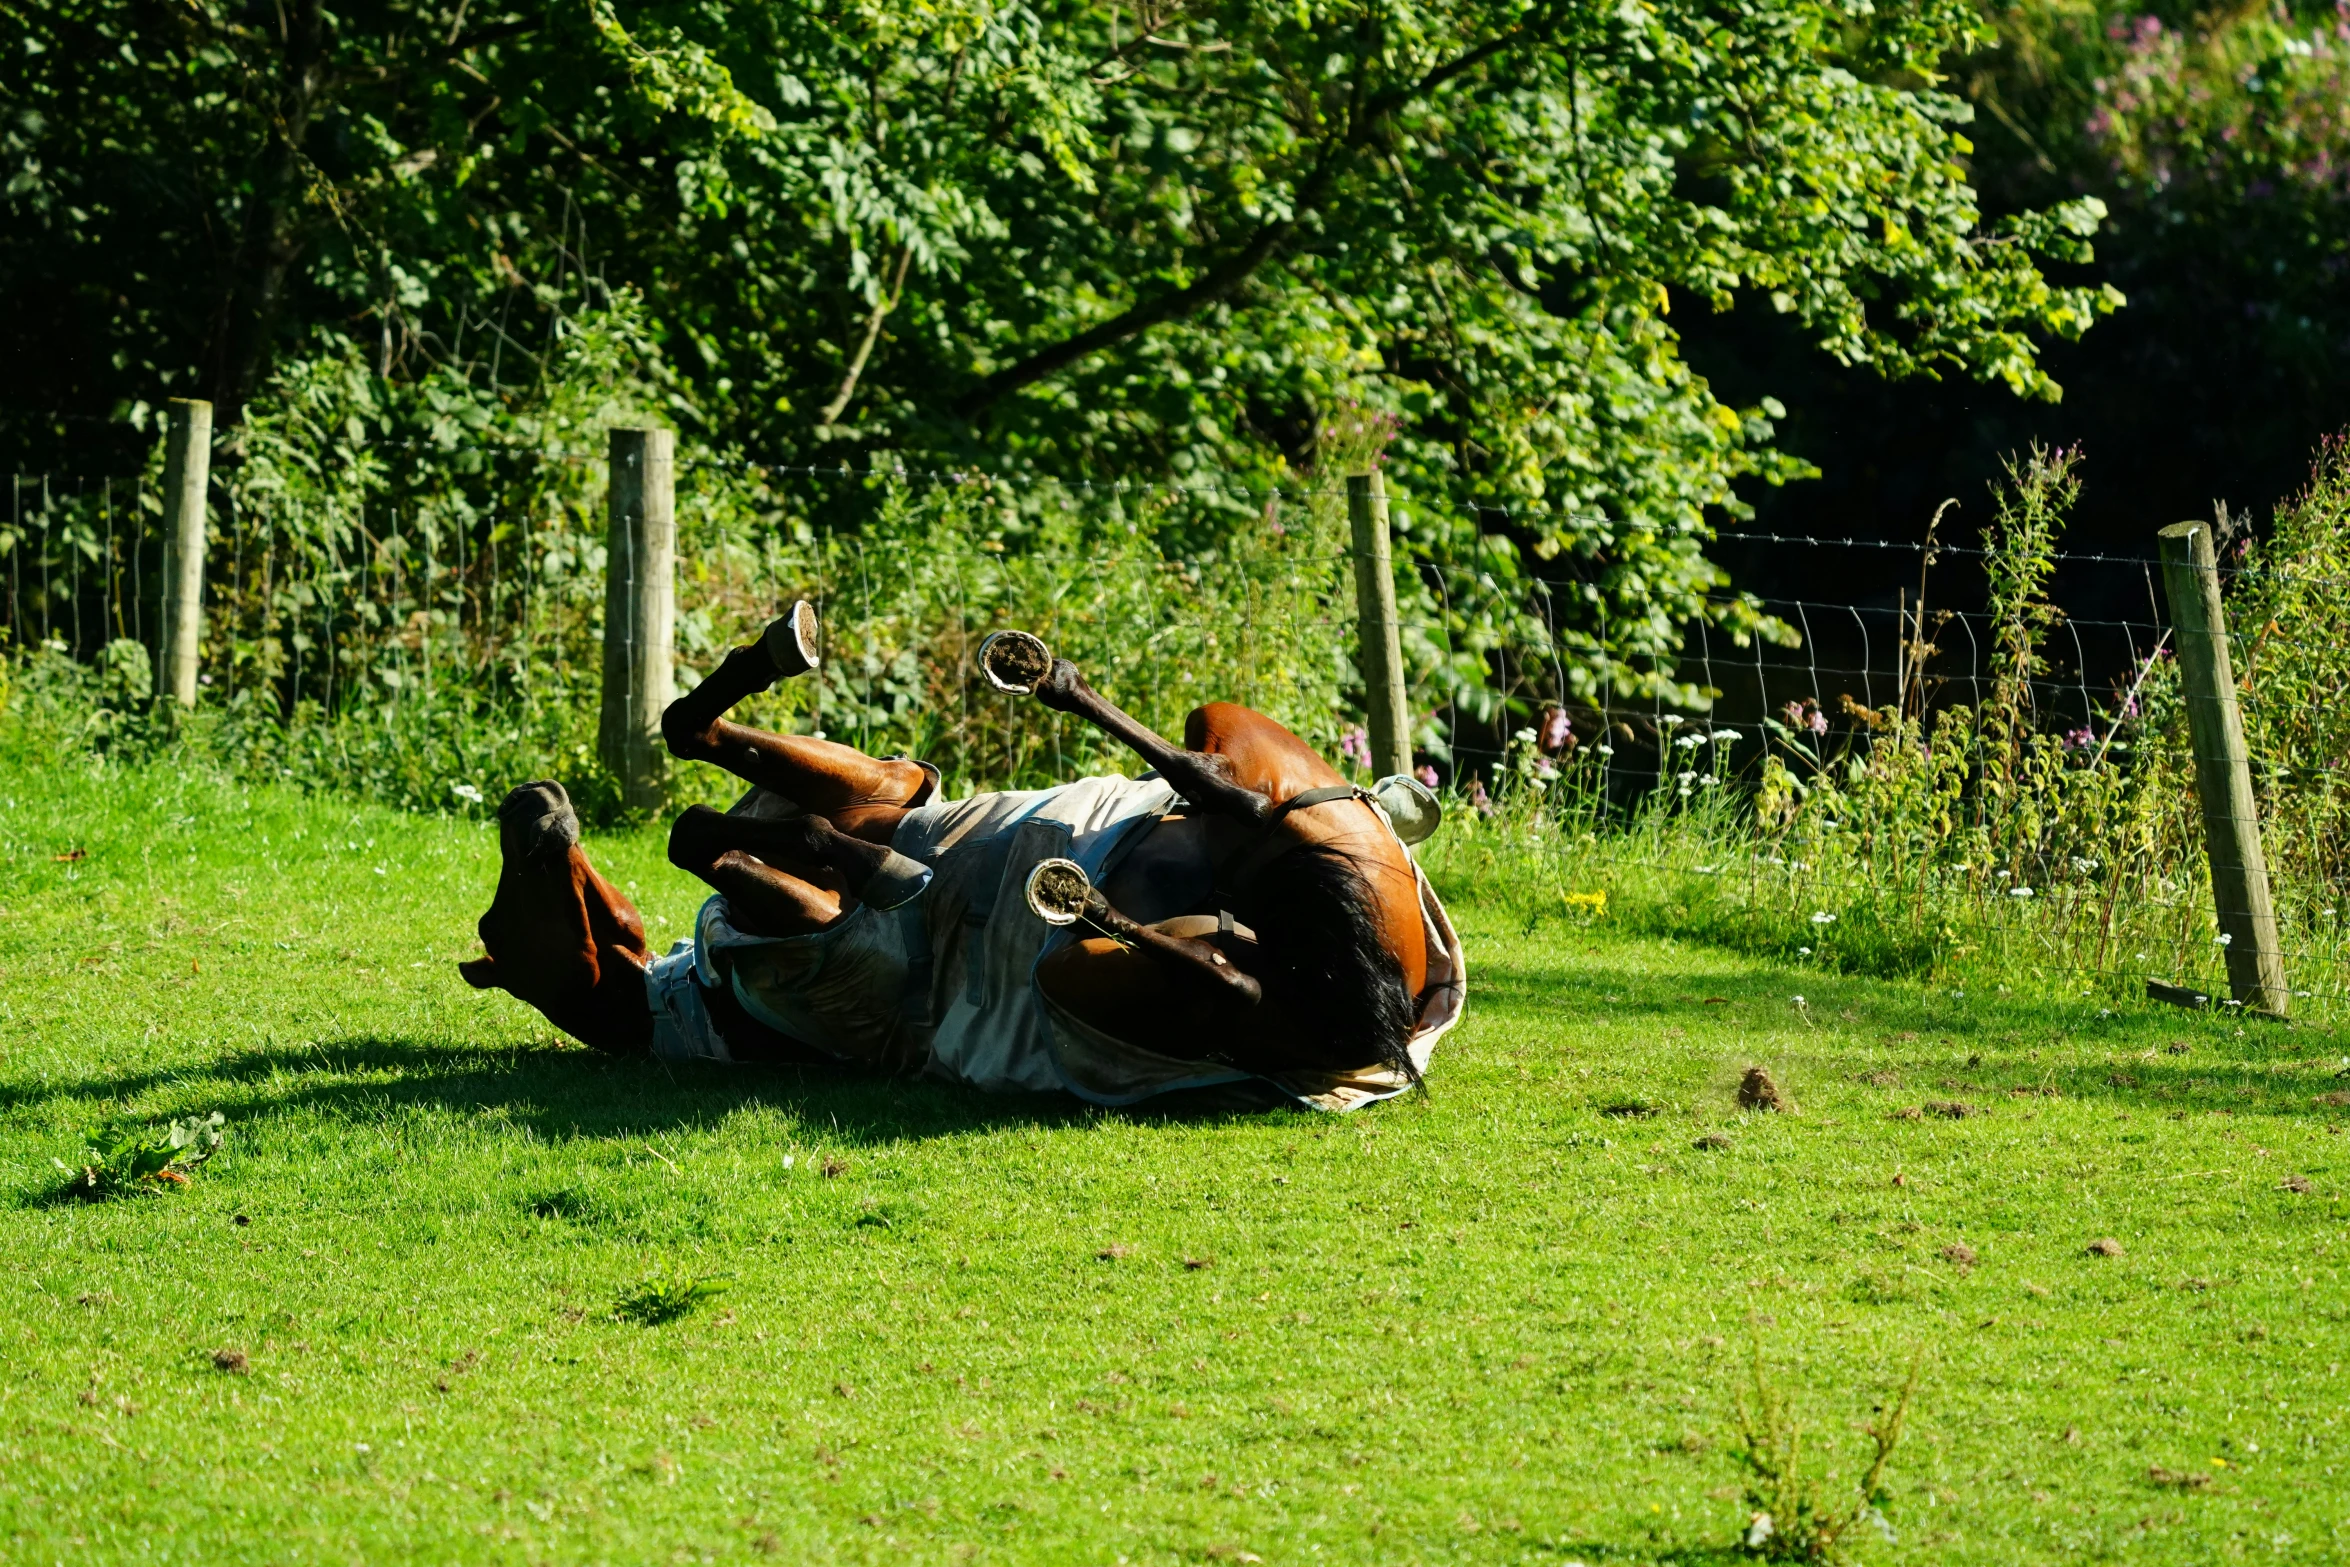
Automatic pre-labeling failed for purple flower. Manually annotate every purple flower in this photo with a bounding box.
[1416,764,1440,789]
[1469,778,1494,817]
[1339,726,1371,767]
[1809,710,1828,737]
[2065,726,2096,750]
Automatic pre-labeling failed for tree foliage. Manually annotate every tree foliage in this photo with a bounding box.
[3,0,2117,699]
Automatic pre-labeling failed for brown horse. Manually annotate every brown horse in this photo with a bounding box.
[461,609,1463,1107]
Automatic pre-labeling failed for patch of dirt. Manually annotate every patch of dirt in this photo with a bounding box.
[1183,1256,1213,1270]
[2314,1090,2350,1108]
[1924,1100,1977,1118]
[1692,1132,1733,1151]
[1096,1245,1134,1261]
[1942,1243,1979,1269]
[2108,1072,2140,1088]
[822,1157,849,1178]
[2148,1467,2211,1490]
[2280,1174,2314,1194]
[211,1348,249,1374]
[1889,1106,1924,1121]
[1738,1067,1792,1113]
[1858,1070,1901,1089]
[2165,1041,2191,1054]
[1601,1101,1659,1119]
[2086,1237,2126,1257]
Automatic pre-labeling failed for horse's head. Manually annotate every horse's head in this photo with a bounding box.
[459,781,653,1052]
[1180,703,1432,1079]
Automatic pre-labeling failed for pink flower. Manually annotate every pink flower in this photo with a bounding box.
[1415,764,1440,788]
[1469,778,1494,817]
[1339,726,1371,767]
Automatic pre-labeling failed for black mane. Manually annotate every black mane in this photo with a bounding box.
[1238,842,1420,1083]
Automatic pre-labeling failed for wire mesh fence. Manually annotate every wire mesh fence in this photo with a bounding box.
[7,440,2348,1026]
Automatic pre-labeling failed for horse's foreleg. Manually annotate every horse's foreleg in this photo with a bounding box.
[1032,659,1272,828]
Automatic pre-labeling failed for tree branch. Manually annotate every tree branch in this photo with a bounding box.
[818,244,915,426]
[951,17,1542,421]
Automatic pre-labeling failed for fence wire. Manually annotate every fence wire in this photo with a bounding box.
[6,449,2346,1025]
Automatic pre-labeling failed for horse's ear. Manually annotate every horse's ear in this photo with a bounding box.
[458,956,502,991]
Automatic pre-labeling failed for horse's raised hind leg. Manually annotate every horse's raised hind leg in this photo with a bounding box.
[660,602,931,843]
[667,804,928,914]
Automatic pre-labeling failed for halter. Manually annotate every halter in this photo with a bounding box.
[1213,783,1380,896]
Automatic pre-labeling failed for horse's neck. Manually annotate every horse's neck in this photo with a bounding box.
[1098,813,1232,924]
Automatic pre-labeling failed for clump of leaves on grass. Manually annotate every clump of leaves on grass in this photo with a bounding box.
[1730,1334,1924,1562]
[613,1267,729,1326]
[52,1113,225,1200]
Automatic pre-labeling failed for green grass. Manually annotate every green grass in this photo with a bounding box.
[1,748,2345,1565]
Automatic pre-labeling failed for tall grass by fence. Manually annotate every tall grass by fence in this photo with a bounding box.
[9,417,2350,1026]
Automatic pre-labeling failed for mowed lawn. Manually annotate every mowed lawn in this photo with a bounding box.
[1,750,2345,1566]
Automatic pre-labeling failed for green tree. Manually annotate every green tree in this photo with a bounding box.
[4,0,2119,702]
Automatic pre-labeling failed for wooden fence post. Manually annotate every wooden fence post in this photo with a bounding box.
[2157,519,2288,1016]
[599,427,676,811]
[157,398,213,706]
[1347,471,1411,780]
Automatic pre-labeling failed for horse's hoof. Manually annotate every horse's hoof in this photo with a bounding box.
[761,600,822,678]
[979,630,1052,694]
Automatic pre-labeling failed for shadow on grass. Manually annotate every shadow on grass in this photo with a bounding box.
[0,1035,1325,1153]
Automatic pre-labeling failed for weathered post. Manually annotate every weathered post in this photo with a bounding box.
[599,427,676,811]
[1347,471,1411,780]
[2157,519,2288,1016]
[157,398,213,706]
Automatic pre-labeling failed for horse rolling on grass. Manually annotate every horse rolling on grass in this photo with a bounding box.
[461,605,1464,1111]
